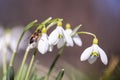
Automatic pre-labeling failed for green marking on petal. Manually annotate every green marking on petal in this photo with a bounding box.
[92,51,99,57]
[58,34,63,39]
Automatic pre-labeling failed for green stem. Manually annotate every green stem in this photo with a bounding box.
[55,69,64,80]
[77,31,97,38]
[25,48,38,80]
[17,46,30,80]
[9,19,37,67]
[9,31,25,67]
[44,45,65,80]
[46,18,63,30]
[2,49,7,80]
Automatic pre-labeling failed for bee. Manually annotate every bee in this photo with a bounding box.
[29,29,42,44]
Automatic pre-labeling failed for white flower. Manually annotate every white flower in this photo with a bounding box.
[80,38,108,65]
[10,26,30,50]
[65,23,82,47]
[0,26,29,52]
[38,27,52,54]
[0,26,30,65]
[0,35,11,65]
[48,22,73,49]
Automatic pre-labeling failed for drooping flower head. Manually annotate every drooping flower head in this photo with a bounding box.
[38,27,52,54]
[80,38,108,65]
[48,21,73,49]
[65,23,82,47]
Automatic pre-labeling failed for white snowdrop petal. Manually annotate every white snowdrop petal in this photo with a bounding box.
[38,41,48,54]
[93,44,99,51]
[80,46,93,61]
[0,37,5,50]
[10,39,17,51]
[57,38,65,49]
[38,34,49,54]
[5,33,11,45]
[88,55,97,64]
[11,27,23,37]
[97,46,108,65]
[0,48,11,65]
[62,28,73,47]
[65,29,73,47]
[65,29,72,35]
[48,28,59,45]
[73,34,82,46]
[8,27,30,51]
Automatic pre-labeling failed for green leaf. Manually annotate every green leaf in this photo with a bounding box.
[101,56,119,80]
[29,60,39,79]
[55,69,64,80]
[44,45,65,80]
[20,64,28,80]
[23,20,38,32]
[71,24,82,37]
[62,61,90,80]
[6,66,14,80]
[9,19,38,67]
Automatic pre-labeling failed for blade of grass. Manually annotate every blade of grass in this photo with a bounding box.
[9,20,38,67]
[17,46,30,80]
[55,69,64,80]
[44,45,65,80]
[25,48,38,80]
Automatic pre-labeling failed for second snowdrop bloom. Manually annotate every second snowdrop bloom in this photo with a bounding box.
[38,27,50,54]
[65,23,82,47]
[80,38,108,65]
[0,30,11,65]
[49,21,73,49]
[0,27,30,51]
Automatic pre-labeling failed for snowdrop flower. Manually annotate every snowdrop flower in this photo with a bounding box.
[0,29,11,65]
[0,27,29,52]
[38,27,51,54]
[80,38,108,65]
[10,26,30,50]
[65,23,82,47]
[48,21,73,49]
[0,26,29,65]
